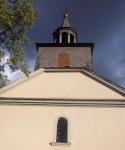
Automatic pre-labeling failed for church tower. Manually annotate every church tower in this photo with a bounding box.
[35,13,94,70]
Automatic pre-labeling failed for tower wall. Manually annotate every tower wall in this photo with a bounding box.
[35,46,92,70]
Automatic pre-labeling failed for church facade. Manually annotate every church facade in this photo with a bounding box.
[0,13,125,150]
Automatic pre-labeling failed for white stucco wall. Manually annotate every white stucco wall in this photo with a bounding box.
[0,70,125,150]
[0,71,124,99]
[0,105,125,150]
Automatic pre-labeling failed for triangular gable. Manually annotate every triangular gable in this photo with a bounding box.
[0,69,124,100]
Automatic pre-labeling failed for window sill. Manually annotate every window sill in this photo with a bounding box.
[49,142,71,146]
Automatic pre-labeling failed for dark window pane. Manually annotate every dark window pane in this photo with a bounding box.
[70,34,74,43]
[62,32,68,43]
[56,117,68,143]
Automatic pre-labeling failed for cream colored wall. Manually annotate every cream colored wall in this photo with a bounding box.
[0,71,124,99]
[0,105,125,150]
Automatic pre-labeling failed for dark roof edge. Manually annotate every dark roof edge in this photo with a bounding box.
[36,42,94,52]
[36,43,94,47]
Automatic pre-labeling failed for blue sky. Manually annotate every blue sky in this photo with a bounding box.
[6,0,125,88]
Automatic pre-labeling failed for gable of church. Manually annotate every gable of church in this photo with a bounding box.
[0,69,124,100]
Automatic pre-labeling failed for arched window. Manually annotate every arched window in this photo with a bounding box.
[62,32,68,43]
[58,52,70,67]
[56,117,68,143]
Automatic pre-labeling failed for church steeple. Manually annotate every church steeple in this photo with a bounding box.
[53,13,77,44]
[35,13,94,71]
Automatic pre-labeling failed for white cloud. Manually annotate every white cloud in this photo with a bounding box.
[5,65,24,83]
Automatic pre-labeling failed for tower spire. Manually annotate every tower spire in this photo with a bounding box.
[61,12,71,27]
[53,13,77,44]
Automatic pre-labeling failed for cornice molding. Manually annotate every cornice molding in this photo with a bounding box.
[0,98,125,107]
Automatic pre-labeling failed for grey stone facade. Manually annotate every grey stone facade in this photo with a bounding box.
[35,46,92,70]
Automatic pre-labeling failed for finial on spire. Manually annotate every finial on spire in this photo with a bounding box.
[63,12,69,18]
[61,12,70,28]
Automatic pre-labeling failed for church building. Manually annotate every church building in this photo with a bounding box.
[0,13,125,150]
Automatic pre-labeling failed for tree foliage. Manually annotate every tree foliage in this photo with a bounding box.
[0,73,8,88]
[0,0,38,88]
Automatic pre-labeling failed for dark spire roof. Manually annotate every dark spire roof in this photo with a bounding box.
[61,12,71,27]
[54,12,76,33]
